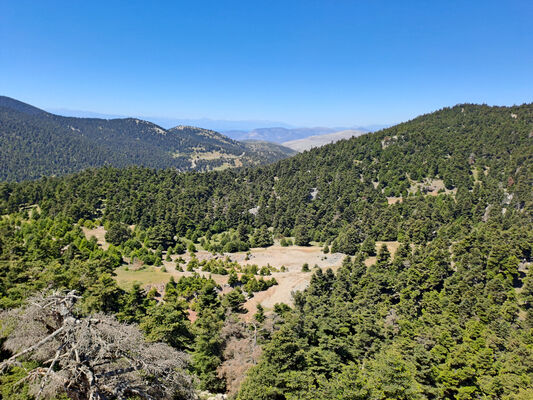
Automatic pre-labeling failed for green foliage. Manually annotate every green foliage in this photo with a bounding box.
[237,222,533,399]
[250,225,273,248]
[242,276,277,295]
[332,225,362,255]
[188,242,197,253]
[146,223,175,249]
[116,283,147,323]
[140,301,193,350]
[255,304,266,323]
[273,303,291,316]
[293,225,311,246]
[361,237,376,256]
[228,270,239,287]
[81,272,123,314]
[0,363,40,400]
[104,221,132,246]
[222,287,246,313]
[0,214,125,311]
[5,103,530,250]
[191,309,226,392]
[280,237,293,247]
[174,241,186,254]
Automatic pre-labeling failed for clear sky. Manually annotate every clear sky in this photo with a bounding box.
[1,0,532,127]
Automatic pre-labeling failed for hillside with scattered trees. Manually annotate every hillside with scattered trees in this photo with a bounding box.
[0,103,531,399]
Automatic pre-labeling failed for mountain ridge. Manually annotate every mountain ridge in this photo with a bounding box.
[0,96,295,181]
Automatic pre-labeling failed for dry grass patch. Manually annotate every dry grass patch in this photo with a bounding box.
[227,244,344,272]
[114,242,402,319]
[114,245,346,320]
[364,241,401,267]
[408,178,457,197]
[387,197,403,204]
[81,226,108,250]
[114,265,171,291]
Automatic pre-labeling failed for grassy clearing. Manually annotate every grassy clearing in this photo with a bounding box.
[114,266,171,290]
[113,242,401,317]
[408,178,457,196]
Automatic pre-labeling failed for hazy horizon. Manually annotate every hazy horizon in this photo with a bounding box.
[2,1,531,127]
[44,105,389,132]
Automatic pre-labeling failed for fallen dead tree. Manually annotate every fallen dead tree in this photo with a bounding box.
[0,290,195,400]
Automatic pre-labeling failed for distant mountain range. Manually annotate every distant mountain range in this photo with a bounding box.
[46,108,294,132]
[47,107,388,142]
[221,125,387,143]
[223,127,343,142]
[282,129,367,152]
[0,96,296,181]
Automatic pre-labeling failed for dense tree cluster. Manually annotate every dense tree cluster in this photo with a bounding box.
[0,211,279,397]
[238,223,533,399]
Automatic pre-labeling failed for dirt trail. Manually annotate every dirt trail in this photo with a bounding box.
[242,269,315,319]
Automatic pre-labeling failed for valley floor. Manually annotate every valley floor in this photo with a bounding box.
[85,227,400,320]
[115,244,345,320]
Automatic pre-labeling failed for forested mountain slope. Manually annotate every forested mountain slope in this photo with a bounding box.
[0,96,295,181]
[3,103,530,243]
[0,103,532,399]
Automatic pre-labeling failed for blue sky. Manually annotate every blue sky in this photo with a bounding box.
[1,0,532,127]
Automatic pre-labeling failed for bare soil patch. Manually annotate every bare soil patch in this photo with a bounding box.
[387,197,403,204]
[364,241,400,267]
[114,242,400,320]
[408,178,457,196]
[228,244,344,272]
[82,226,109,250]
[116,245,345,320]
[242,269,314,319]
